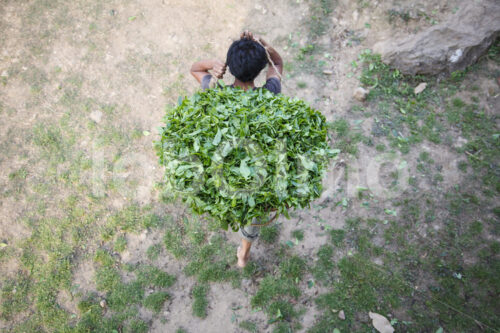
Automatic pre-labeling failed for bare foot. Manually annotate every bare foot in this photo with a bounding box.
[237,246,249,268]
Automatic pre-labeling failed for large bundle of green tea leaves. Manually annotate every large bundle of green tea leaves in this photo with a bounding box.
[155,84,336,230]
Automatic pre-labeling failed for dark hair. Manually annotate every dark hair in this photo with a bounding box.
[226,39,267,82]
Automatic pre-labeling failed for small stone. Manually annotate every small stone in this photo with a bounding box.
[100,300,107,308]
[353,87,369,101]
[89,110,103,123]
[414,82,427,94]
[339,310,346,320]
[1,70,8,77]
[352,10,359,22]
[488,86,497,96]
[242,279,252,288]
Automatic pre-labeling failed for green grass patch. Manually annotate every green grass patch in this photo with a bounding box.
[291,229,304,241]
[113,235,127,253]
[127,319,149,333]
[102,205,167,240]
[279,255,306,281]
[250,253,307,328]
[136,265,176,288]
[312,245,335,284]
[143,291,169,313]
[312,254,410,332]
[328,118,363,156]
[251,276,301,310]
[183,234,240,286]
[32,123,71,162]
[80,253,177,330]
[161,216,240,318]
[146,243,163,261]
[330,229,345,246]
[239,320,258,332]
[192,284,209,318]
[259,223,280,243]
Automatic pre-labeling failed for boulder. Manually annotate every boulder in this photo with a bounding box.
[373,1,500,75]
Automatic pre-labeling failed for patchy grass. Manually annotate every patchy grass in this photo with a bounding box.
[239,320,258,332]
[359,49,499,194]
[259,223,280,243]
[143,291,170,313]
[328,118,363,156]
[312,254,410,332]
[0,195,173,332]
[80,252,176,330]
[146,243,163,261]
[291,229,304,241]
[248,250,306,329]
[113,235,127,253]
[160,215,242,316]
[192,284,209,318]
[308,47,500,332]
[312,245,335,284]
[2,2,499,332]
[162,217,240,285]
[287,0,335,76]
[306,0,335,39]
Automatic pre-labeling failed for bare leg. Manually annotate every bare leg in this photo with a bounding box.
[237,238,252,268]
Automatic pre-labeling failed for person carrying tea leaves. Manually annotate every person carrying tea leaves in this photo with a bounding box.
[190,31,283,267]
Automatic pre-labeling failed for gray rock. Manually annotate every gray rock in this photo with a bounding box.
[374,1,500,75]
[241,278,252,288]
[339,309,346,320]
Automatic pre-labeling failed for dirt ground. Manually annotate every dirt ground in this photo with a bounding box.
[1,0,498,332]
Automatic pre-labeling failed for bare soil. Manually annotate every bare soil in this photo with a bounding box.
[1,0,496,332]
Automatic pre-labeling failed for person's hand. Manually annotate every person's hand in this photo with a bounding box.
[240,30,254,40]
[212,59,226,79]
[241,30,269,49]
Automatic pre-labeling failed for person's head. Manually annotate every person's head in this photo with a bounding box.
[226,38,267,82]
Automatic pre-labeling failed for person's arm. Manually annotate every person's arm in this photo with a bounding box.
[190,59,226,83]
[258,38,283,81]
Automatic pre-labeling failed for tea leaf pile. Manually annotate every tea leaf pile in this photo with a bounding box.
[155,85,336,230]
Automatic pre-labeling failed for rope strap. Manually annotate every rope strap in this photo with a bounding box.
[249,211,279,228]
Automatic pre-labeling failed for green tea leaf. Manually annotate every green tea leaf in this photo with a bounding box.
[213,128,222,146]
[193,138,200,152]
[240,160,251,179]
